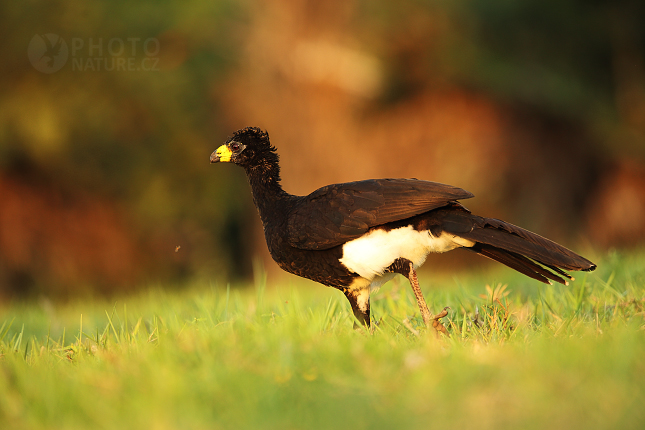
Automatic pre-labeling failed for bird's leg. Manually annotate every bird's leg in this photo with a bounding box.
[386,258,450,336]
[407,263,451,336]
[343,288,371,329]
[406,262,433,326]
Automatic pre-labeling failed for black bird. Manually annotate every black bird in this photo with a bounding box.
[211,127,596,330]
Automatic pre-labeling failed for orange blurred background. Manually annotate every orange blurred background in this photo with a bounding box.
[1,0,644,298]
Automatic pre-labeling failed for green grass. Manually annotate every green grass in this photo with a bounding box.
[1,250,644,430]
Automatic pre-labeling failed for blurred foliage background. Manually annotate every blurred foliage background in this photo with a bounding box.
[1,0,644,298]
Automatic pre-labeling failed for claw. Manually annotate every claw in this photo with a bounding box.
[431,306,451,337]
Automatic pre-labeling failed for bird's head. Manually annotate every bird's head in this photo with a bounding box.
[210,127,278,170]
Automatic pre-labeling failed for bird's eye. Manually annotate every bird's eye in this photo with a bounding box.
[230,142,241,152]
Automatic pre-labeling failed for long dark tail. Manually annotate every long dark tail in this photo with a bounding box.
[435,205,596,285]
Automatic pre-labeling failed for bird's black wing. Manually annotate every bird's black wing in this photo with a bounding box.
[286,178,473,250]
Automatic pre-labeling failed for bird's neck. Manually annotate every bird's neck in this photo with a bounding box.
[244,160,291,225]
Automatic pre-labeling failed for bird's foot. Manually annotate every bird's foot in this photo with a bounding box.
[352,318,378,334]
[431,306,451,337]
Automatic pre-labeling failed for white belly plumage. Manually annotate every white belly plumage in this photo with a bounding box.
[339,225,474,289]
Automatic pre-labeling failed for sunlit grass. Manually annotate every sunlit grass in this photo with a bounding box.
[1,250,644,429]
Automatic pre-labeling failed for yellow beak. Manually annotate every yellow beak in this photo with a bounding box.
[210,144,232,163]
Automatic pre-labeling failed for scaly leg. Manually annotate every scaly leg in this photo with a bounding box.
[406,262,432,326]
[408,263,451,336]
[386,258,450,336]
